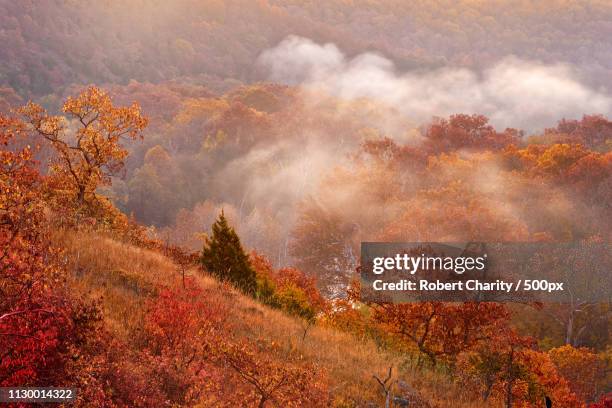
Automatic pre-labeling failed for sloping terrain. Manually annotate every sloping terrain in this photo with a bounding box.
[56,229,486,407]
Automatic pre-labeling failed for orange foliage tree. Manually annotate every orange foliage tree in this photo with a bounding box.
[457,328,581,407]
[423,114,520,153]
[548,345,603,403]
[547,115,612,148]
[372,301,509,366]
[20,86,147,212]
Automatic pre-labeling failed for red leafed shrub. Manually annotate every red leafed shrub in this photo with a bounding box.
[0,114,69,387]
[1,114,123,406]
[141,279,228,405]
[589,393,612,408]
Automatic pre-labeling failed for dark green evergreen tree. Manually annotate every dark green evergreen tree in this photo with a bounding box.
[201,210,257,295]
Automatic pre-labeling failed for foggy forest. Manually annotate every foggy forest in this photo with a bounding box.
[0,1,610,407]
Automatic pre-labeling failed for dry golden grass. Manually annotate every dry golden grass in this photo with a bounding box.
[55,229,490,407]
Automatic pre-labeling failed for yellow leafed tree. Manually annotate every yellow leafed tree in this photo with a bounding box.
[20,86,148,209]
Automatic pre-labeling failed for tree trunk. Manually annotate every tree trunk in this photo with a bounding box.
[506,379,513,408]
[482,380,493,401]
[505,351,514,408]
[565,312,574,345]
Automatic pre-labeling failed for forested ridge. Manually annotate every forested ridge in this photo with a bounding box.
[2,0,612,97]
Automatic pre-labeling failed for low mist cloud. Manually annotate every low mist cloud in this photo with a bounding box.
[258,36,612,132]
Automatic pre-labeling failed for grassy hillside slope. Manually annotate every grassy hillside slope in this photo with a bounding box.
[55,229,487,407]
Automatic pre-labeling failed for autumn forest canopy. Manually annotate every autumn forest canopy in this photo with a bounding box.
[0,1,611,407]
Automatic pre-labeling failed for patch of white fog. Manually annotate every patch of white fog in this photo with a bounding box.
[258,35,611,132]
